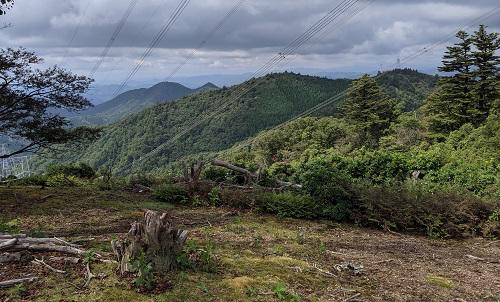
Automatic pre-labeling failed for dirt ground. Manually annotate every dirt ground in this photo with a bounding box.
[1,186,499,302]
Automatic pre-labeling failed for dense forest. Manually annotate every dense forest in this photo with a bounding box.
[34,69,437,175]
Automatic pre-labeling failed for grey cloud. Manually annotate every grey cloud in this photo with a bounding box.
[0,0,498,84]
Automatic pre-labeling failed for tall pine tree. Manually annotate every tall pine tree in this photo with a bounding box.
[425,30,476,135]
[471,25,500,124]
[342,74,398,144]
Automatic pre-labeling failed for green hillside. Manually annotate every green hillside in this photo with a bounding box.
[37,70,436,174]
[70,82,218,125]
[377,68,438,111]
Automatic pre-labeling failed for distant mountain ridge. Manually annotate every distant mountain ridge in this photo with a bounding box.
[36,70,437,175]
[71,81,219,125]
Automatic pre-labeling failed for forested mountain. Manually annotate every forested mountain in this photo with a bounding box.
[36,70,436,174]
[377,68,438,111]
[69,81,219,125]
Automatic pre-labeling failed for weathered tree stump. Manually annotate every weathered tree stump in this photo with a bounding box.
[111,210,188,274]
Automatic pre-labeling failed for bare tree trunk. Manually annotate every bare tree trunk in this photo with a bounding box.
[112,210,188,275]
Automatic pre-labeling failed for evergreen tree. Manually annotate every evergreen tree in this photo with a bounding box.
[342,74,398,143]
[471,25,500,124]
[424,30,477,135]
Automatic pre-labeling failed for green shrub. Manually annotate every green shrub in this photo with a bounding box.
[0,218,20,234]
[130,250,154,291]
[208,186,221,207]
[153,184,189,204]
[350,183,498,238]
[46,173,82,187]
[202,166,228,183]
[177,240,218,273]
[47,163,95,179]
[294,156,353,204]
[257,192,319,219]
[14,174,48,186]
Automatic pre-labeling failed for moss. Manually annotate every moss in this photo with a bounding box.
[426,275,454,289]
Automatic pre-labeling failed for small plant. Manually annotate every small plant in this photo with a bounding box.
[83,249,96,264]
[29,223,47,238]
[273,282,300,302]
[0,218,20,234]
[177,240,218,273]
[272,244,286,256]
[208,186,221,207]
[319,242,327,255]
[6,284,28,299]
[130,250,154,291]
[197,282,209,294]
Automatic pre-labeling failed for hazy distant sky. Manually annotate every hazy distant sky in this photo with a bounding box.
[1,0,499,86]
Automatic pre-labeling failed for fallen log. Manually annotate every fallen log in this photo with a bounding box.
[0,234,26,239]
[0,277,38,289]
[212,159,302,188]
[8,243,84,255]
[0,238,17,250]
[0,237,81,248]
[112,210,188,274]
[212,159,257,178]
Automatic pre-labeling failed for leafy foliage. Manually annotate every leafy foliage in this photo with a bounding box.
[0,48,100,159]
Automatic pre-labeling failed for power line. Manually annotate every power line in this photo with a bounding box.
[163,0,246,83]
[88,0,139,78]
[62,0,93,60]
[136,0,370,165]
[112,0,192,98]
[230,4,500,154]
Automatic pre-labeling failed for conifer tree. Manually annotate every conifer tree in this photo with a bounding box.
[471,25,500,124]
[342,74,398,143]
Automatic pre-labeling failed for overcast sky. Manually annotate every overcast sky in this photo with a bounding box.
[0,0,499,86]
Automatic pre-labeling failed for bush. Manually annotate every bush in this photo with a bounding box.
[257,192,319,219]
[46,173,82,187]
[14,174,48,186]
[350,183,498,238]
[294,156,353,204]
[153,184,189,204]
[47,163,95,179]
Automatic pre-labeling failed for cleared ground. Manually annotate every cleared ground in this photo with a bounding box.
[1,186,499,301]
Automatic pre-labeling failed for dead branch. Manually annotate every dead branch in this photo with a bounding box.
[312,263,337,277]
[0,277,38,289]
[84,263,94,287]
[341,293,361,302]
[32,258,66,274]
[0,234,26,239]
[49,256,80,264]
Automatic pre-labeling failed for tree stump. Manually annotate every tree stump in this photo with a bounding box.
[111,210,188,274]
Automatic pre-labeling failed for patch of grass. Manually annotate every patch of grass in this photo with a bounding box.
[426,275,453,288]
[0,218,20,234]
[273,282,300,301]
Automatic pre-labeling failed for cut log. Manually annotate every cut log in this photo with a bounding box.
[111,210,188,274]
[0,277,38,289]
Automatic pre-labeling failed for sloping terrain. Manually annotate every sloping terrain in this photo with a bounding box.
[36,70,436,175]
[0,186,498,301]
[70,82,218,125]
